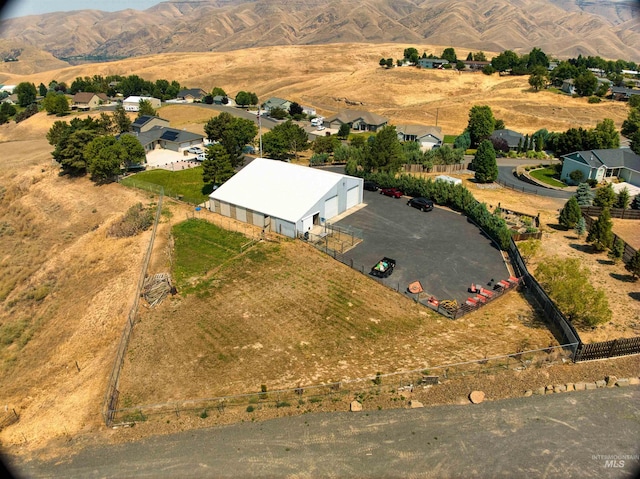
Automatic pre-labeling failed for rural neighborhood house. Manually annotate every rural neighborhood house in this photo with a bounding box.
[209,158,364,238]
[560,148,640,187]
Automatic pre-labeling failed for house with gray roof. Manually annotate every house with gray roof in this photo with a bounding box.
[417,58,449,69]
[490,129,525,151]
[610,86,640,102]
[395,124,443,150]
[131,115,170,133]
[126,115,204,159]
[177,88,207,103]
[325,110,388,132]
[262,97,292,114]
[560,149,640,186]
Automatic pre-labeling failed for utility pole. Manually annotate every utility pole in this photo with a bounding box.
[258,105,263,158]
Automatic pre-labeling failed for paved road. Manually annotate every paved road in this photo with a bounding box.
[6,387,639,478]
[495,158,573,199]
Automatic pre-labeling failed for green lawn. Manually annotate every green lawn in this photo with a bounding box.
[529,167,566,188]
[121,167,213,204]
[172,219,254,293]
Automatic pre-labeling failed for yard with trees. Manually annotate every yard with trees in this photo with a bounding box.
[204,112,258,167]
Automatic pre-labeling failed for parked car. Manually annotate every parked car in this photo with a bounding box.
[380,187,403,198]
[363,180,379,191]
[317,125,326,131]
[196,153,206,161]
[187,146,204,155]
[407,197,434,212]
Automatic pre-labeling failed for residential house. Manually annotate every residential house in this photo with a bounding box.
[325,110,388,132]
[560,79,575,95]
[462,61,490,71]
[212,95,228,105]
[0,84,16,94]
[262,97,292,114]
[395,124,443,150]
[560,149,640,187]
[72,92,109,110]
[1,94,18,105]
[610,86,640,102]
[128,115,204,157]
[123,96,161,112]
[417,58,449,69]
[490,129,525,151]
[302,105,316,117]
[176,88,207,103]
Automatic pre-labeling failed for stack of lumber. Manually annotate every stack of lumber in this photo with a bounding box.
[142,273,173,307]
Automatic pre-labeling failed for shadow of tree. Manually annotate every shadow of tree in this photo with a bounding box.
[569,243,593,253]
[629,292,640,302]
[565,235,579,240]
[598,258,616,266]
[611,272,636,283]
[547,224,567,231]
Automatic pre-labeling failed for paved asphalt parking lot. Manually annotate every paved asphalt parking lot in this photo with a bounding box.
[334,189,511,305]
[7,387,639,478]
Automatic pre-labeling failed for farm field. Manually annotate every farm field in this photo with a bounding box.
[0,45,638,460]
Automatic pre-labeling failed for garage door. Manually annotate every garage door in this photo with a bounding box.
[324,195,338,220]
[346,186,359,209]
[220,202,230,217]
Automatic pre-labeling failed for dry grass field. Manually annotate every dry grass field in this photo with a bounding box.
[0,43,631,136]
[0,46,638,459]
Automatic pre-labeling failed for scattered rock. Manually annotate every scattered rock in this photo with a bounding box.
[409,400,424,408]
[595,380,606,388]
[350,400,362,412]
[553,384,566,393]
[574,382,586,391]
[566,383,575,392]
[586,382,598,390]
[534,387,546,396]
[616,378,630,387]
[524,390,533,397]
[629,377,640,385]
[469,391,485,404]
[606,375,618,387]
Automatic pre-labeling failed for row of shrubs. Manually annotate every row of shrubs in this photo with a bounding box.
[353,169,513,249]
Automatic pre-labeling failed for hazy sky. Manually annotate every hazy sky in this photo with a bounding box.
[1,0,164,19]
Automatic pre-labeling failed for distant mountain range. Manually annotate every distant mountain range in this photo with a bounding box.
[0,0,638,68]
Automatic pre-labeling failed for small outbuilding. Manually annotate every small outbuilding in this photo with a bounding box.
[123,95,161,111]
[209,158,363,238]
[435,175,462,186]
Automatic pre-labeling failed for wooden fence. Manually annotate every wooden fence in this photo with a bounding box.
[580,206,640,220]
[403,163,470,174]
[574,337,640,362]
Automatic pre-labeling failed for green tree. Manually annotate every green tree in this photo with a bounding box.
[535,257,611,327]
[235,91,252,107]
[269,107,288,120]
[473,140,498,183]
[289,102,303,117]
[625,250,640,280]
[112,104,132,134]
[84,136,123,182]
[349,134,366,149]
[593,183,616,208]
[466,52,473,61]
[137,99,157,117]
[14,82,37,107]
[404,47,419,61]
[118,134,146,168]
[569,169,585,184]
[630,129,640,155]
[262,120,309,161]
[385,58,394,68]
[558,196,582,228]
[621,107,640,138]
[337,123,351,139]
[574,71,598,97]
[42,92,69,116]
[575,183,593,206]
[608,238,625,263]
[211,87,226,97]
[467,105,495,147]
[453,131,471,150]
[441,47,457,63]
[575,216,587,237]
[312,135,341,155]
[517,239,540,264]
[363,125,404,173]
[592,118,619,149]
[204,112,258,166]
[528,66,548,91]
[616,187,630,209]
[587,207,614,252]
[491,50,520,72]
[473,52,487,62]
[526,47,549,70]
[202,144,235,186]
[379,58,387,67]
[632,194,640,210]
[38,83,47,97]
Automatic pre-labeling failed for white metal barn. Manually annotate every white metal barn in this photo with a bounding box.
[122,96,162,112]
[209,158,364,238]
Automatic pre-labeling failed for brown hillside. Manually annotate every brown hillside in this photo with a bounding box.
[1,44,631,136]
[0,0,638,63]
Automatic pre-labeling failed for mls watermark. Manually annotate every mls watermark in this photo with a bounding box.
[592,454,639,469]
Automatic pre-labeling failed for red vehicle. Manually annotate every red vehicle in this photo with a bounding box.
[380,187,403,198]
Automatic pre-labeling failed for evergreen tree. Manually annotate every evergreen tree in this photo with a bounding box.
[202,144,235,186]
[608,238,625,263]
[467,105,495,147]
[587,208,614,252]
[38,83,47,96]
[473,140,498,183]
[626,250,640,280]
[559,196,582,228]
[575,183,593,206]
[112,104,132,134]
[631,194,640,210]
[574,216,587,237]
[616,187,630,209]
[453,131,471,150]
[593,183,616,208]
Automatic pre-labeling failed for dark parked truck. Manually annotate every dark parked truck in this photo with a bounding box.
[370,257,396,278]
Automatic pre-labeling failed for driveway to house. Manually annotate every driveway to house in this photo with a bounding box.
[496,158,573,199]
[7,387,639,478]
[333,188,510,305]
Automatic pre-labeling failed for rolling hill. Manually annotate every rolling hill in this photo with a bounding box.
[0,0,638,70]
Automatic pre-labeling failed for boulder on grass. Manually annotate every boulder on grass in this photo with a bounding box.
[350,400,362,412]
[409,400,424,409]
[469,390,485,404]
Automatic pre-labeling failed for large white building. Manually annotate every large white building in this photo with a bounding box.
[122,96,161,111]
[209,158,363,238]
